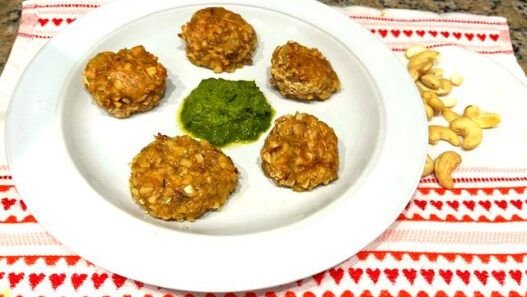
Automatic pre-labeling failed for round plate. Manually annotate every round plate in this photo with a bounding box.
[6,0,426,292]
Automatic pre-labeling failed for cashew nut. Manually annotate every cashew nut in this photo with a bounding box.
[434,151,461,189]
[422,154,434,177]
[408,50,440,68]
[425,68,444,77]
[424,103,433,120]
[420,74,441,89]
[422,91,444,115]
[442,108,461,123]
[409,61,433,81]
[441,97,457,108]
[434,79,453,96]
[416,80,431,94]
[450,71,464,86]
[405,44,427,59]
[450,116,483,150]
[463,105,501,129]
[429,125,461,146]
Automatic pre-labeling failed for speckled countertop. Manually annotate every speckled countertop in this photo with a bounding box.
[1,0,526,75]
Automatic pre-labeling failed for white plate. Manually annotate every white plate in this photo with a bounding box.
[6,0,426,292]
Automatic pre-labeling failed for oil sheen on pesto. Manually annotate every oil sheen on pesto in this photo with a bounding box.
[180,78,273,147]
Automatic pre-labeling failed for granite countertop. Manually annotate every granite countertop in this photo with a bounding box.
[0,0,526,75]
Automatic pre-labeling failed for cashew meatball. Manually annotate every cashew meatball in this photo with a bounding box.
[83,45,167,118]
[260,113,339,191]
[130,135,239,221]
[179,7,257,73]
[270,41,340,101]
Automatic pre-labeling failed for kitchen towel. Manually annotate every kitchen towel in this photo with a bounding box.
[0,1,526,296]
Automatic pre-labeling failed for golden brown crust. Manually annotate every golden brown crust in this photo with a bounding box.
[270,41,340,101]
[179,7,257,73]
[129,135,238,221]
[260,113,339,191]
[83,45,167,118]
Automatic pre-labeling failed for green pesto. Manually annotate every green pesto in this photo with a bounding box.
[180,78,273,147]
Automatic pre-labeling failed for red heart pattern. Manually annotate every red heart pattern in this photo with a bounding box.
[49,273,66,289]
[509,270,522,285]
[37,18,49,26]
[52,18,63,26]
[348,268,363,283]
[456,270,471,285]
[462,200,475,211]
[384,268,399,284]
[446,200,459,211]
[402,269,417,285]
[29,273,45,289]
[92,273,108,289]
[491,270,506,285]
[8,272,24,288]
[439,269,453,284]
[479,200,492,211]
[391,29,400,37]
[430,200,443,210]
[366,268,380,283]
[329,268,344,284]
[71,273,87,289]
[112,273,127,288]
[474,270,488,285]
[495,200,508,210]
[313,271,325,285]
[1,198,16,210]
[420,269,435,284]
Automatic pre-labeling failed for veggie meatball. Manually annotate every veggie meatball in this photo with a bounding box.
[270,41,340,101]
[130,134,239,221]
[260,113,339,191]
[83,45,167,118]
[179,7,257,73]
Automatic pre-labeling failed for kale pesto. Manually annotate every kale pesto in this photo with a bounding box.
[179,78,273,147]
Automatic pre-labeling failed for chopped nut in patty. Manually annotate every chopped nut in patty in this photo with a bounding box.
[179,7,257,73]
[270,41,340,101]
[83,45,167,118]
[129,134,238,221]
[260,113,339,191]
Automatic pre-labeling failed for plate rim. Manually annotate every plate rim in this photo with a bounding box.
[6,0,427,292]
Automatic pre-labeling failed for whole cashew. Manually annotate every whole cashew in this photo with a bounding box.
[425,68,444,77]
[434,151,461,189]
[442,108,461,123]
[422,91,444,115]
[463,105,501,129]
[424,103,433,121]
[449,71,464,86]
[405,44,427,59]
[420,74,442,90]
[408,50,438,81]
[422,154,434,177]
[450,116,483,150]
[409,61,433,81]
[429,125,461,146]
[434,79,453,96]
[408,50,440,68]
